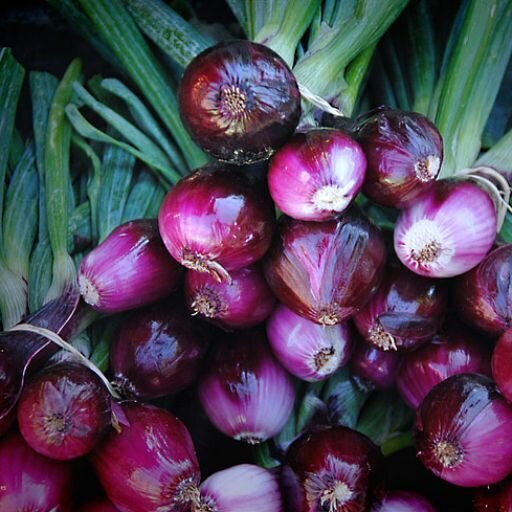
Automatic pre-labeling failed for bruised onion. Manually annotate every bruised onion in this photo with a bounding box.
[110,300,208,400]
[17,362,111,460]
[264,205,386,325]
[159,165,275,282]
[0,431,74,511]
[353,266,447,352]
[415,373,512,487]
[455,244,512,336]
[267,129,366,221]
[266,303,352,381]
[78,219,181,313]
[198,330,294,444]
[178,40,301,165]
[91,402,200,512]
[184,265,275,329]
[394,180,497,278]
[282,425,381,512]
[492,328,512,402]
[355,109,443,208]
[371,490,437,512]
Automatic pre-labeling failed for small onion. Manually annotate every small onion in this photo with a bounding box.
[371,490,437,512]
[110,300,209,400]
[193,464,283,512]
[353,266,447,352]
[91,402,200,512]
[474,474,512,511]
[178,40,301,165]
[267,128,366,221]
[17,362,112,460]
[198,330,295,444]
[415,373,512,487]
[394,180,497,278]
[355,108,443,208]
[282,425,381,512]
[184,265,275,330]
[264,206,386,325]
[78,219,181,313]
[397,327,491,409]
[159,165,275,282]
[492,328,512,402]
[455,244,512,336]
[266,303,352,381]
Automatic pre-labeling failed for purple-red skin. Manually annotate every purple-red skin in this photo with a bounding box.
[415,373,512,487]
[371,490,437,511]
[492,328,512,402]
[110,300,209,400]
[397,327,491,409]
[267,128,367,221]
[17,362,111,460]
[0,431,74,511]
[159,165,276,280]
[474,474,512,511]
[356,109,443,208]
[184,265,276,330]
[198,330,295,444]
[263,205,386,326]
[178,40,301,165]
[455,244,512,336]
[76,498,120,512]
[282,425,382,512]
[354,266,447,352]
[91,402,200,512]
[79,219,182,313]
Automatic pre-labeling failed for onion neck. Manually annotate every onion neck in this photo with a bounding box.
[312,185,350,212]
[432,439,463,468]
[182,251,232,284]
[194,496,217,512]
[415,155,441,182]
[312,346,339,376]
[191,289,224,318]
[369,323,397,351]
[305,472,353,512]
[78,274,100,307]
[235,432,265,445]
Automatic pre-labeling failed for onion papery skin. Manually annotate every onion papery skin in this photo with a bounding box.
[397,328,491,409]
[394,180,497,278]
[0,431,74,511]
[263,206,386,325]
[282,425,381,512]
[159,165,276,282]
[184,265,275,330]
[266,303,352,381]
[415,373,512,487]
[354,266,447,352]
[76,498,120,512]
[17,362,111,460]
[0,345,19,435]
[110,300,208,400]
[371,490,437,512]
[78,219,182,313]
[356,109,443,208]
[267,128,366,222]
[350,339,402,389]
[194,464,283,512]
[91,402,200,512]
[198,330,295,444]
[178,40,301,165]
[492,328,512,403]
[474,474,512,511]
[455,244,512,336]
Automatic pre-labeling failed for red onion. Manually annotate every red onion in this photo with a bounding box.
[371,490,437,512]
[91,402,200,512]
[263,206,386,325]
[267,129,366,221]
[415,373,512,487]
[397,327,491,409]
[455,244,512,336]
[474,474,512,511]
[394,180,497,278]
[350,339,402,389]
[0,345,19,435]
[355,108,443,208]
[159,165,275,282]
[110,300,208,400]
[17,362,111,460]
[76,498,120,512]
[198,330,295,444]
[266,303,352,381]
[193,464,283,512]
[78,219,181,313]
[0,431,74,511]
[184,265,275,330]
[282,425,381,512]
[492,328,512,402]
[354,266,446,352]
[178,40,301,165]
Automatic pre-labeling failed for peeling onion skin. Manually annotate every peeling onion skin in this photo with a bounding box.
[415,373,512,487]
[179,40,301,165]
[263,205,386,325]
